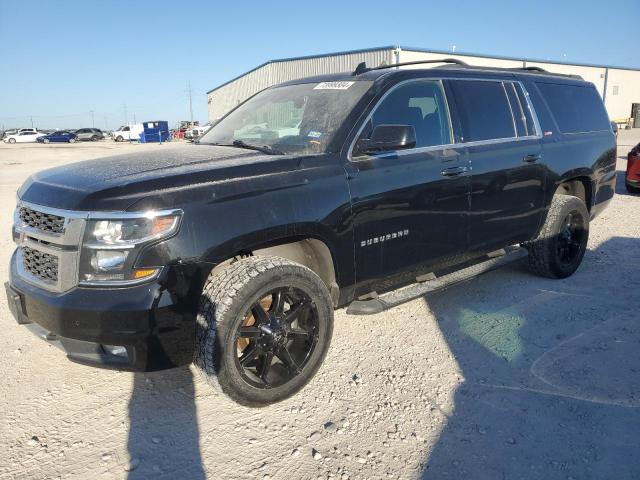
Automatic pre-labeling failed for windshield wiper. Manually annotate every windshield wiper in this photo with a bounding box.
[209,140,284,155]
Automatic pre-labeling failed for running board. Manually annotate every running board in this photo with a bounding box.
[346,246,527,315]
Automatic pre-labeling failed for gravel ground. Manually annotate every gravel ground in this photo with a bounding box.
[0,133,639,480]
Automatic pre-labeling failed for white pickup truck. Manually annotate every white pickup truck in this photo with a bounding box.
[112,124,144,142]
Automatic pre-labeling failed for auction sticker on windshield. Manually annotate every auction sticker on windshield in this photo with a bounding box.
[313,81,355,90]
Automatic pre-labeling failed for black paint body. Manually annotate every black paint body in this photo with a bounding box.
[7,67,616,371]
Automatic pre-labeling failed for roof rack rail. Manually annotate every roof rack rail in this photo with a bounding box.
[353,58,468,75]
[518,66,548,73]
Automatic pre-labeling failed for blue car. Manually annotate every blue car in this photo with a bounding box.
[37,131,78,143]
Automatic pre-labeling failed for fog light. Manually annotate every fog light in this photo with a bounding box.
[91,250,128,272]
[103,344,128,358]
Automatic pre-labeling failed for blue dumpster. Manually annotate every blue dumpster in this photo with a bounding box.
[139,121,170,143]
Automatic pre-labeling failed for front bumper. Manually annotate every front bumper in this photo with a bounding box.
[6,251,195,371]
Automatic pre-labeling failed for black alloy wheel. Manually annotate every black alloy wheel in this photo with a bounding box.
[557,211,585,266]
[235,287,319,389]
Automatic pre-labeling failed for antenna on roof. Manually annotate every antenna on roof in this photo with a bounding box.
[353,62,369,76]
[353,58,468,75]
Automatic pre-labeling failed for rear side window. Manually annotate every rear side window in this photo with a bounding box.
[536,82,610,133]
[449,80,515,142]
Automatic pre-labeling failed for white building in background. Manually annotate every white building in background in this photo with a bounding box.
[207,45,640,125]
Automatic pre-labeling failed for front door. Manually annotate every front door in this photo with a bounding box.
[345,80,470,295]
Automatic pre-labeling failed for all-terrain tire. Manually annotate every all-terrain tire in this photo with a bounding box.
[524,194,589,279]
[194,255,334,407]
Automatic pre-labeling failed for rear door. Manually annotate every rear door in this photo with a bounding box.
[446,79,546,251]
[346,79,470,294]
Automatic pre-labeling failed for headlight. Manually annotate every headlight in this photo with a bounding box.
[79,210,182,285]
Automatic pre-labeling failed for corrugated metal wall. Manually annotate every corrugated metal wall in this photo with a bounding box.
[207,49,394,120]
[207,47,640,124]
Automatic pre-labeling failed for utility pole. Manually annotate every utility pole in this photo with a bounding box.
[30,116,34,128]
[123,102,128,126]
[90,110,95,128]
[104,116,108,130]
[133,113,137,124]
[188,80,194,126]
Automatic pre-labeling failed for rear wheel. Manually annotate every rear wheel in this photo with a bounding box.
[195,256,334,407]
[8,138,15,144]
[626,183,640,194]
[115,136,123,142]
[524,194,589,279]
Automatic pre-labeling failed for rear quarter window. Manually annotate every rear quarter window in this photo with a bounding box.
[536,82,610,134]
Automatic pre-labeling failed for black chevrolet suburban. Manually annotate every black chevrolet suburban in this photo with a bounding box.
[5,59,616,406]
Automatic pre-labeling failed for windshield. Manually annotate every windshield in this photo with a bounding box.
[200,80,373,155]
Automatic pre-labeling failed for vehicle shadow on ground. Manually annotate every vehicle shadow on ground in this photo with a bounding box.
[616,170,637,197]
[420,236,640,479]
[127,367,206,479]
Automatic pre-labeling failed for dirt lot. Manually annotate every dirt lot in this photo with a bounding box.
[0,134,639,480]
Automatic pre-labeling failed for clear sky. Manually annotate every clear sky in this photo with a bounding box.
[1,0,638,130]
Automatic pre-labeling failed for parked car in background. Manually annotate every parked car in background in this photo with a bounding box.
[3,131,45,143]
[36,131,78,143]
[75,128,104,141]
[627,143,640,193]
[186,125,211,141]
[112,124,143,142]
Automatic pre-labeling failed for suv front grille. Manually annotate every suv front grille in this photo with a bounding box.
[22,246,59,283]
[19,206,65,234]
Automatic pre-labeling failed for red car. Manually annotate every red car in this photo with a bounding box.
[627,143,640,194]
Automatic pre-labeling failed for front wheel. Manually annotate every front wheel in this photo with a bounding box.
[69,138,76,143]
[195,256,334,407]
[43,138,50,144]
[115,136,123,142]
[524,194,589,279]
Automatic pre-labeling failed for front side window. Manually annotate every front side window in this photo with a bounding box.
[449,80,516,142]
[358,80,452,150]
[200,81,373,155]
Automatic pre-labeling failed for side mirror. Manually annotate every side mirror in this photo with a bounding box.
[356,124,416,155]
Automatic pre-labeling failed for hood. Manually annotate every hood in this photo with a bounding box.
[18,144,304,211]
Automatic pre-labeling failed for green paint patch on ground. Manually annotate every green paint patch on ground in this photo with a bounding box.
[457,308,525,362]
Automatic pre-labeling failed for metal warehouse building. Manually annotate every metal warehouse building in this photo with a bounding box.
[207,45,640,125]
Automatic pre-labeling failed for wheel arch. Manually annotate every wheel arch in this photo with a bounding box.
[553,174,593,211]
[202,231,342,307]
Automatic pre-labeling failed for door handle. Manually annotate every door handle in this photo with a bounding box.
[523,154,541,163]
[440,166,468,177]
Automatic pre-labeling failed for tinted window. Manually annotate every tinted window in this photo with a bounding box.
[363,81,452,149]
[503,82,537,137]
[449,80,516,142]
[514,83,536,136]
[536,82,610,133]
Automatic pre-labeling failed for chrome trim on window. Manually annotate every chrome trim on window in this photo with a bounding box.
[348,76,543,162]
